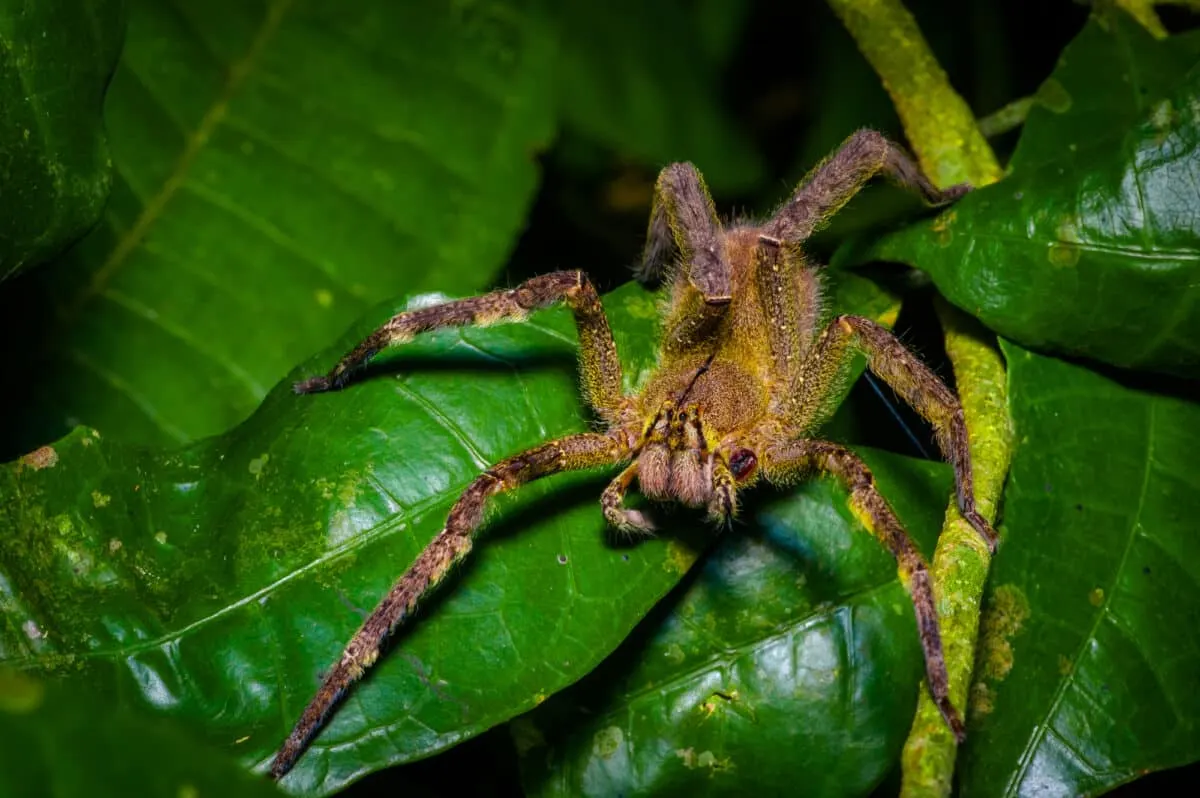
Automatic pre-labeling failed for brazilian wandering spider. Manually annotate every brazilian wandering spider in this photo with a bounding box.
[269,129,998,779]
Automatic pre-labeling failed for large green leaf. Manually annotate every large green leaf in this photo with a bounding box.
[846,14,1200,377]
[0,0,556,454]
[551,0,763,194]
[958,342,1200,796]
[0,669,280,798]
[0,0,124,281]
[0,272,895,797]
[0,284,667,797]
[516,450,951,798]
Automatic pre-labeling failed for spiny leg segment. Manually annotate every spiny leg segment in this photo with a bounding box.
[294,270,626,424]
[764,128,969,243]
[788,314,998,552]
[760,439,966,742]
[270,431,630,779]
[638,162,736,355]
[602,463,655,537]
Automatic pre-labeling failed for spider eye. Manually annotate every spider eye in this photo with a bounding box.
[729,448,757,480]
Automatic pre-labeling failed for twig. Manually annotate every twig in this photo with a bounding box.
[901,299,1012,797]
[826,2,1012,795]
[825,0,1002,187]
[977,96,1034,139]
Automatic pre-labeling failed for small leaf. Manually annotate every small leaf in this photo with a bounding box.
[516,450,953,798]
[848,14,1200,377]
[958,342,1200,796]
[0,0,124,281]
[0,273,894,797]
[0,670,280,798]
[0,0,557,452]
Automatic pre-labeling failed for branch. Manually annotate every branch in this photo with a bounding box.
[826,2,1012,796]
[901,300,1012,797]
[825,0,1002,188]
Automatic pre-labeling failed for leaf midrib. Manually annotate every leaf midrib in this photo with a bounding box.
[63,0,295,323]
[1003,399,1157,797]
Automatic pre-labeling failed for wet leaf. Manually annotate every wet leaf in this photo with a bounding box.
[516,450,952,798]
[0,0,124,281]
[0,669,280,798]
[956,342,1200,797]
[847,14,1200,377]
[0,0,556,453]
[0,273,893,797]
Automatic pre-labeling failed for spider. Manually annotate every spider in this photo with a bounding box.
[270,129,998,779]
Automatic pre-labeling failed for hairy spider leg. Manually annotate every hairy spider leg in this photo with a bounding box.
[638,162,738,356]
[764,128,970,243]
[753,235,825,381]
[601,462,656,537]
[294,271,627,424]
[639,162,727,301]
[270,431,630,779]
[758,439,966,742]
[790,315,998,552]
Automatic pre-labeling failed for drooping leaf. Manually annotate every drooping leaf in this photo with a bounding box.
[0,0,124,281]
[516,449,952,798]
[0,0,556,454]
[0,669,280,798]
[551,0,764,194]
[845,14,1200,377]
[0,272,894,797]
[958,342,1200,797]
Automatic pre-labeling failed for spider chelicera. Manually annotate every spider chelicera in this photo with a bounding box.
[270,129,998,779]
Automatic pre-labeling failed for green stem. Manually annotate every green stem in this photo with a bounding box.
[827,2,1012,796]
[978,96,1034,139]
[902,300,1012,797]
[1114,0,1168,38]
[824,0,1002,187]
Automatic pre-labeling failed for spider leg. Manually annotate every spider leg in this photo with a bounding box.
[759,438,966,742]
[639,162,733,355]
[601,463,656,538]
[765,128,969,243]
[707,457,738,527]
[639,162,728,302]
[295,271,626,424]
[791,315,998,552]
[270,431,629,780]
[753,234,824,382]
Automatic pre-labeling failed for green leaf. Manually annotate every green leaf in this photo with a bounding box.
[515,450,953,798]
[0,273,893,797]
[846,14,1200,377]
[958,342,1200,796]
[0,0,556,453]
[0,284,668,797]
[0,0,124,281]
[552,0,764,193]
[0,669,280,798]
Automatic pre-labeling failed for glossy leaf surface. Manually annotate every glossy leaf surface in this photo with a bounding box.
[517,450,951,798]
[0,670,280,798]
[850,15,1200,377]
[957,342,1200,797]
[0,0,556,452]
[0,0,124,280]
[0,273,894,797]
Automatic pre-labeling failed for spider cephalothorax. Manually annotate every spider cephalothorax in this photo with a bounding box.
[271,129,997,779]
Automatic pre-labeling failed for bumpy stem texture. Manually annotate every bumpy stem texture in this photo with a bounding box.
[901,300,1012,797]
[826,0,1002,188]
[827,2,1011,795]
